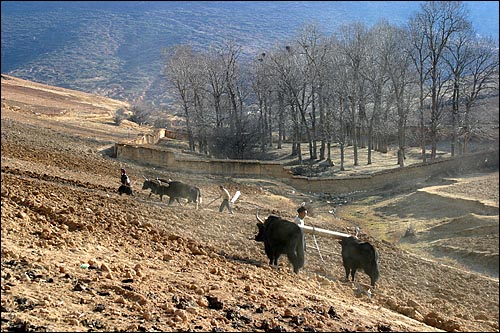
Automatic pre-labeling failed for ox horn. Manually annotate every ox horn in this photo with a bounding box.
[255,210,264,223]
[143,175,148,180]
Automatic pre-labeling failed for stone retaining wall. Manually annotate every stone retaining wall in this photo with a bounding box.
[287,149,499,194]
[116,143,290,178]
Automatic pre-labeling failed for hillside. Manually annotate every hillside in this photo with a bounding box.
[1,76,499,332]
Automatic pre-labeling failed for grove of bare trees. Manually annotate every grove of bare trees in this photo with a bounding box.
[162,1,498,164]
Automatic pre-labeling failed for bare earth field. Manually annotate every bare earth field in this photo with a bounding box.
[1,75,499,332]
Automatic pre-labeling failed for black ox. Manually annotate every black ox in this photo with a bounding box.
[339,236,379,287]
[255,212,305,274]
[142,177,202,209]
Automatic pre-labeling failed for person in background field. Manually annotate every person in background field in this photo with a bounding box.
[294,206,307,227]
[218,185,233,214]
[121,168,131,187]
[118,168,134,196]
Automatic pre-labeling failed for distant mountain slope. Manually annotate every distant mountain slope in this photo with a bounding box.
[2,1,498,111]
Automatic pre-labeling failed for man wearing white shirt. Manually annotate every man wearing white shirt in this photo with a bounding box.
[294,206,307,226]
[218,185,233,214]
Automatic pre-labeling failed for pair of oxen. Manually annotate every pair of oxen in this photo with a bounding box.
[254,212,379,287]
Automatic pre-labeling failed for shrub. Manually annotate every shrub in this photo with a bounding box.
[403,224,416,238]
[128,105,151,125]
[114,108,128,125]
[208,125,260,159]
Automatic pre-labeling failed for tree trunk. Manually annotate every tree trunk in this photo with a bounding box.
[340,142,345,171]
[367,126,373,165]
[277,92,285,149]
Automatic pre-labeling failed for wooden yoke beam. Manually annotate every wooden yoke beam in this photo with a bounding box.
[299,225,351,239]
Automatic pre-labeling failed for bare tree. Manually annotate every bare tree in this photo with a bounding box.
[460,36,499,154]
[320,36,342,164]
[165,42,254,157]
[221,40,245,135]
[205,41,256,159]
[163,45,200,151]
[336,95,350,172]
[362,21,391,165]
[328,44,352,171]
[338,23,368,167]
[257,46,294,152]
[267,43,313,165]
[443,27,474,156]
[252,52,276,152]
[415,1,470,160]
[296,24,330,161]
[408,15,432,162]
[383,25,418,167]
[204,47,227,129]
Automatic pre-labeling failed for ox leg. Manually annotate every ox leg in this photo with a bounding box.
[270,256,279,271]
[264,245,272,263]
[266,254,274,266]
[264,246,278,269]
[267,252,278,267]
[350,268,357,282]
[267,256,277,269]
[272,252,281,266]
[344,266,351,282]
